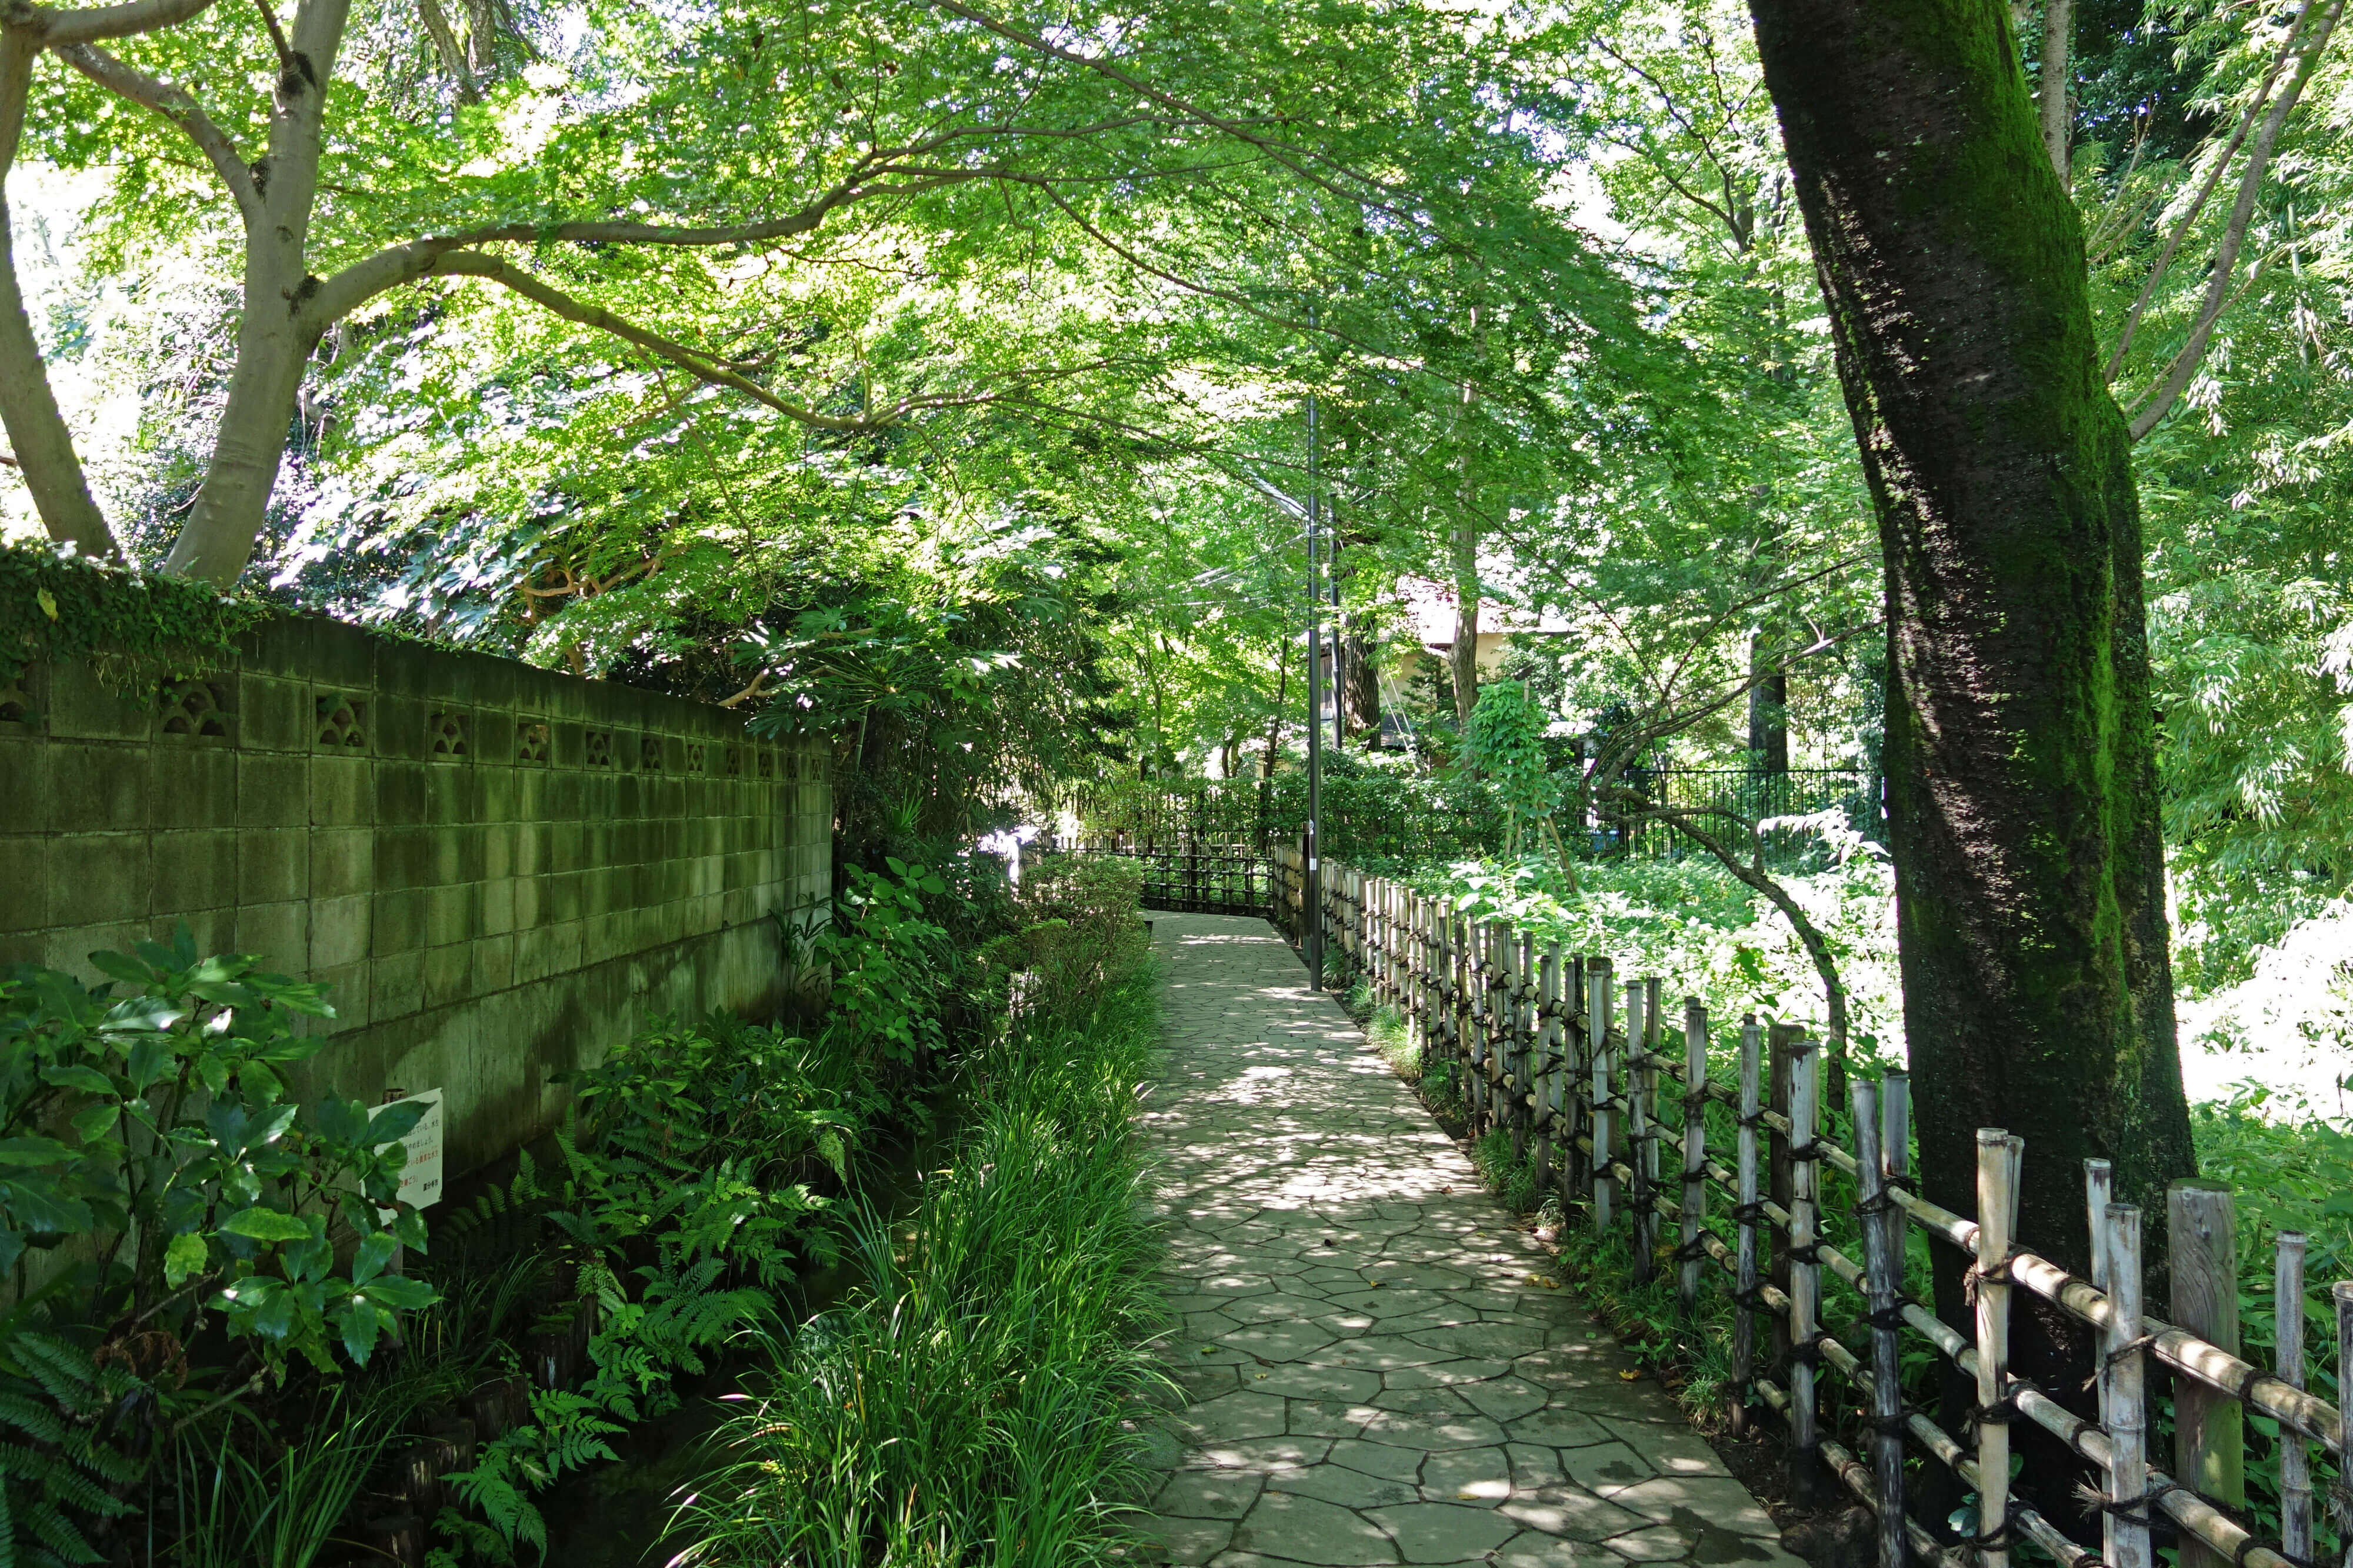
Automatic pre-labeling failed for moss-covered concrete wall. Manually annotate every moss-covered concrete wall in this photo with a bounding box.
[0,615,830,1177]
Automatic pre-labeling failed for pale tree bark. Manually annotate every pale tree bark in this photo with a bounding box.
[2038,0,2072,184]
[2122,0,2345,440]
[414,0,477,101]
[0,33,117,558]
[161,0,353,583]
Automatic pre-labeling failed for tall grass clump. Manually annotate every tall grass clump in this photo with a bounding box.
[672,865,1166,1567]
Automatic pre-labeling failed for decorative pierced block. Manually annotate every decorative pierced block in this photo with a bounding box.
[516,720,551,765]
[160,679,232,739]
[316,694,368,749]
[685,742,706,773]
[783,751,799,782]
[429,709,471,758]
[584,730,612,767]
[0,678,32,729]
[757,749,775,780]
[724,747,742,778]
[639,735,662,770]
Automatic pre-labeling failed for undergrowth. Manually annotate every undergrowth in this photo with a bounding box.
[671,869,1165,1566]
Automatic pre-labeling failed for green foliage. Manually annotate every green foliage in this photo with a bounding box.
[808,859,953,1070]
[1414,855,1904,1058]
[0,541,272,694]
[0,929,432,1370]
[0,1332,141,1568]
[1461,681,1564,859]
[672,873,1162,1566]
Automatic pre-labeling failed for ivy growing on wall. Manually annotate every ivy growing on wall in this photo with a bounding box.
[0,542,274,698]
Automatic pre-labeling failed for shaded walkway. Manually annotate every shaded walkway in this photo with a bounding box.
[1138,912,1802,1568]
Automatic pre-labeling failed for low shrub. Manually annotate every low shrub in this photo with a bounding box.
[673,860,1165,1566]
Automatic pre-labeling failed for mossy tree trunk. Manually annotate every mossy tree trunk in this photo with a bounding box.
[1747,0,2197,1499]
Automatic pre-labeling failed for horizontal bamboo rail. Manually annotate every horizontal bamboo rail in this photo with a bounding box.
[1285,849,2351,1568]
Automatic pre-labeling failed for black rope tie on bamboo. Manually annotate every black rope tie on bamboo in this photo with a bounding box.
[1736,1107,1771,1130]
[1862,1302,1912,1332]
[1669,1232,1721,1265]
[1785,1242,1824,1265]
[2079,1480,2182,1530]
[1732,1201,1771,1229]
[1787,1334,1826,1370]
[2079,1332,2159,1392]
[1959,1518,2019,1551]
[1964,1389,2019,1430]
[1963,1247,2024,1306]
[1785,1139,1829,1164]
[1732,1284,1774,1312]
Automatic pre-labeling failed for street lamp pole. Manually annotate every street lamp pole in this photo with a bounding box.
[1303,387,1325,991]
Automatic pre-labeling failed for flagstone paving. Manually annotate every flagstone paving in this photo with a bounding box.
[1137,912,1803,1568]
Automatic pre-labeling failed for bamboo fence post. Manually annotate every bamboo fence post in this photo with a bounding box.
[2277,1231,2312,1568]
[1515,931,1537,1164]
[1535,948,1561,1196]
[1644,978,1664,1276]
[1451,911,1472,1116]
[1881,1067,1909,1299]
[1788,1039,1821,1504]
[1565,955,1589,1213]
[1732,1015,1761,1434]
[2104,1203,2152,1568]
[1589,959,1615,1230]
[1850,1077,1905,1568]
[1974,1127,2017,1568]
[1502,927,1524,1158]
[2172,1179,2245,1568]
[1630,977,1655,1284]
[2085,1159,2113,1292]
[2333,1282,2353,1568]
[1678,997,1707,1316]
[1768,1024,1798,1371]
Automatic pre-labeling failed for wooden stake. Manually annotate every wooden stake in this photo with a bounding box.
[2103,1203,2152,1568]
[1565,955,1588,1213]
[2332,1282,2353,1568]
[1525,928,1544,1158]
[2171,1179,2244,1568]
[1590,959,1615,1231]
[2277,1231,2311,1568]
[1629,977,1655,1284]
[1732,1014,1761,1434]
[1788,1039,1821,1504]
[1679,997,1707,1316]
[1881,1068,1909,1302]
[1850,1077,1904,1568]
[1535,946,1561,1196]
[1643,977,1664,1277]
[2085,1159,2113,1292]
[1974,1127,2017,1568]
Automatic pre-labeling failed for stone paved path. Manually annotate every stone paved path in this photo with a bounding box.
[1137,913,1803,1568]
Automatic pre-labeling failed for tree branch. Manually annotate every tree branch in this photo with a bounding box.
[2124,0,2343,441]
[53,40,262,223]
[0,30,118,557]
[8,0,216,44]
[2104,9,2308,383]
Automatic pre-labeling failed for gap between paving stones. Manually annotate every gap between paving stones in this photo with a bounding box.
[1135,912,1808,1568]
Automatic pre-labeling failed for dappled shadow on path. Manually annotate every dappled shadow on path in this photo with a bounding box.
[1134,912,1801,1568]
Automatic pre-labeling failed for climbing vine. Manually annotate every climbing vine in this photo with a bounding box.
[0,542,274,697]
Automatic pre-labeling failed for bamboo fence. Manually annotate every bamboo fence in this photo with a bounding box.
[1271,845,2350,1568]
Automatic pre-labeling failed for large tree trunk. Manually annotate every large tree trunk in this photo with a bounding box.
[0,35,116,560]
[161,0,353,586]
[1747,0,2195,1517]
[1745,629,1788,775]
[1449,521,1478,728]
[1343,629,1379,742]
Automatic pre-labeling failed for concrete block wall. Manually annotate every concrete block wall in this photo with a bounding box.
[0,615,831,1177]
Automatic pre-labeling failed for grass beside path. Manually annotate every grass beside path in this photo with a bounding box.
[669,939,1168,1567]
